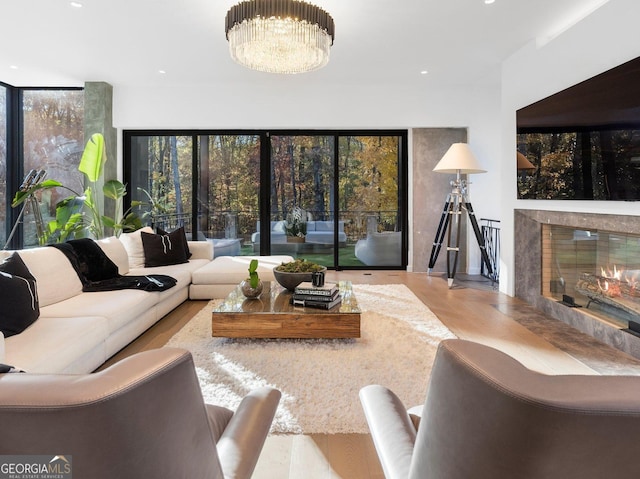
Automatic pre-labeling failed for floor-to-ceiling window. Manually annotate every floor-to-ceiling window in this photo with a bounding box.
[128,134,194,232]
[124,130,407,269]
[269,134,337,264]
[21,90,84,246]
[339,135,404,267]
[201,135,261,248]
[1,84,84,249]
[127,133,261,251]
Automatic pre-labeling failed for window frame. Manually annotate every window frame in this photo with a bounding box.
[1,82,84,249]
[123,129,409,270]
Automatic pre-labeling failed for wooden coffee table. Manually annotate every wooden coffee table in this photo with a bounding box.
[212,281,361,339]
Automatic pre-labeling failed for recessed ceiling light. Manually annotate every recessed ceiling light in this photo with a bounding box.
[420,70,429,75]
[158,70,167,74]
[70,2,83,8]
[9,65,18,70]
[484,0,495,4]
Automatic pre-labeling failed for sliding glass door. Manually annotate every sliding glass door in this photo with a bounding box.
[266,134,404,268]
[269,135,337,266]
[128,135,193,235]
[127,133,261,256]
[339,135,403,267]
[124,130,407,269]
[199,134,260,255]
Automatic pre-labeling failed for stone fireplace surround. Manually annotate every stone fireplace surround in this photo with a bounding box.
[515,209,640,360]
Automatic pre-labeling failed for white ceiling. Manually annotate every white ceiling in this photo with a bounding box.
[1,0,610,89]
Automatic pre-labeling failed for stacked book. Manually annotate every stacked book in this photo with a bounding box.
[291,281,342,310]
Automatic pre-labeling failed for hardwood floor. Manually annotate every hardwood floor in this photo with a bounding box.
[103,270,640,478]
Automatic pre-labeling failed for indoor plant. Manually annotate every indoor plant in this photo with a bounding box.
[240,259,263,298]
[273,258,326,291]
[12,133,143,243]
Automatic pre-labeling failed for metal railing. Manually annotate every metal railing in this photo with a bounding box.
[480,218,500,284]
[152,209,400,244]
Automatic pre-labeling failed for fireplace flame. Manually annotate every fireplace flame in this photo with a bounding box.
[601,265,623,280]
[597,265,637,297]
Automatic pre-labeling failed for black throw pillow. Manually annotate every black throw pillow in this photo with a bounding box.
[0,253,39,338]
[141,227,189,267]
[157,226,192,260]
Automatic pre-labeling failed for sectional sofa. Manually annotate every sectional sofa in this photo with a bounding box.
[0,228,292,374]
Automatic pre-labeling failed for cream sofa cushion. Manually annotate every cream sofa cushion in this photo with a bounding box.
[4,315,108,373]
[40,289,159,335]
[96,236,130,275]
[192,255,293,285]
[16,247,83,307]
[119,226,154,268]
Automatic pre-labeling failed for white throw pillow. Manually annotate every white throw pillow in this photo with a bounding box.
[119,226,154,269]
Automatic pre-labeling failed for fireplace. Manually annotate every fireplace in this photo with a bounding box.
[542,224,640,331]
[515,209,640,359]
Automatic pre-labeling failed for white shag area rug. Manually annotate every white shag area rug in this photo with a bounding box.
[166,284,456,434]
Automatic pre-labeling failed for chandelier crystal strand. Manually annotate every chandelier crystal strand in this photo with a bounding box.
[226,0,334,74]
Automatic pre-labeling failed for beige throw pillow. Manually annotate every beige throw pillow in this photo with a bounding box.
[119,226,154,269]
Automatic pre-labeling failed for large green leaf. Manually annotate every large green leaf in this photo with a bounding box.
[79,133,106,183]
[102,213,143,234]
[54,196,85,226]
[103,180,127,200]
[11,179,62,207]
[249,259,259,288]
[122,212,143,232]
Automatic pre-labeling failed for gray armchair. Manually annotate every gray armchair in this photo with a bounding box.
[0,347,280,479]
[360,339,640,479]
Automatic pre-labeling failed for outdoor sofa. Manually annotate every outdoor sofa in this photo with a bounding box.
[251,220,348,246]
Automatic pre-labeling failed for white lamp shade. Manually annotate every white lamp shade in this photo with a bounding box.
[433,143,486,174]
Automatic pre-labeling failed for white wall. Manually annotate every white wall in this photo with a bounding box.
[500,0,640,295]
[113,76,502,274]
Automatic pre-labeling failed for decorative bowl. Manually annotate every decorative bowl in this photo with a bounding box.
[273,267,327,291]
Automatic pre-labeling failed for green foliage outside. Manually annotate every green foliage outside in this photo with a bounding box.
[137,134,400,240]
[129,133,403,267]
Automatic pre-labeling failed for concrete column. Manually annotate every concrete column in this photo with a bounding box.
[84,82,118,230]
[412,128,468,273]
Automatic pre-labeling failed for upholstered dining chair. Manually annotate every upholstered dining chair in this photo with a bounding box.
[0,347,281,479]
[360,338,640,479]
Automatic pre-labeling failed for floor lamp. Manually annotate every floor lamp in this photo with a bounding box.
[428,143,492,287]
[3,169,47,249]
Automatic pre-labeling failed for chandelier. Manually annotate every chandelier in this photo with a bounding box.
[225,0,335,74]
